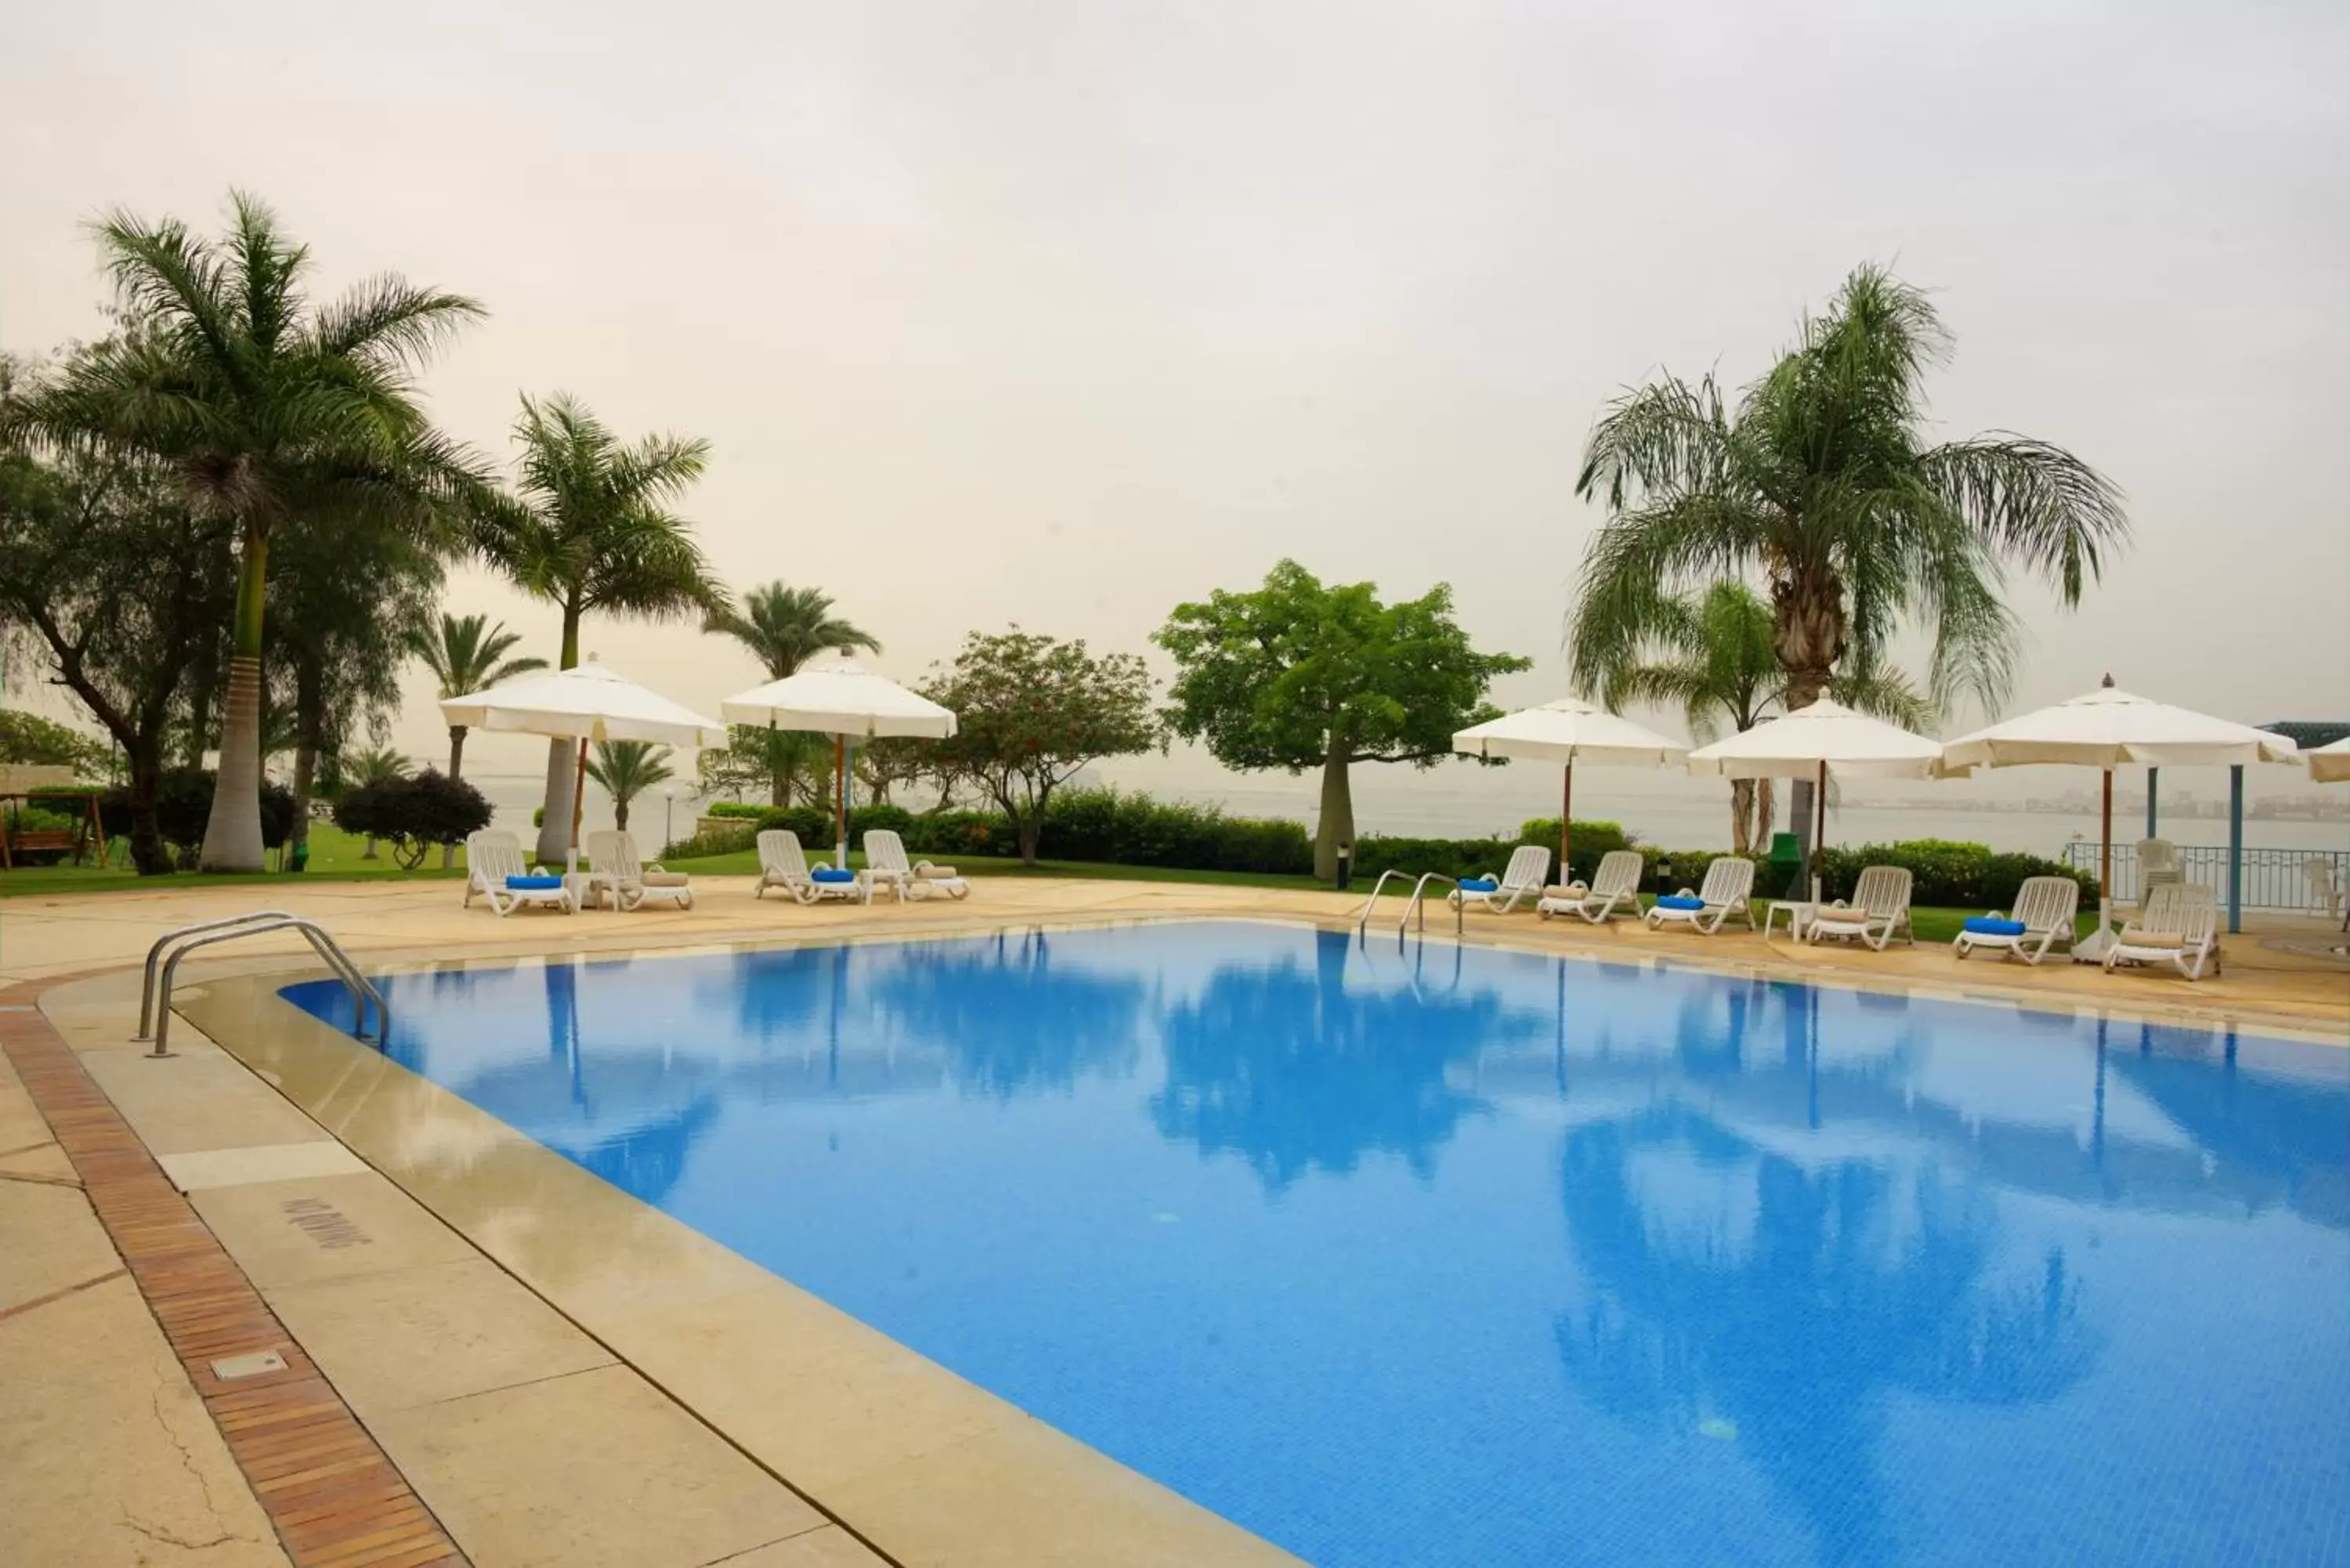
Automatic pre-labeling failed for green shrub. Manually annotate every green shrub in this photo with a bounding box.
[663,826,756,858]
[98,769,296,856]
[1027,789,1312,874]
[705,801,766,820]
[5,804,78,834]
[1814,840,2096,908]
[331,771,492,869]
[1351,820,1634,887]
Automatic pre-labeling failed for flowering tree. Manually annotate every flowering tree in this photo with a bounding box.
[920,630,1162,865]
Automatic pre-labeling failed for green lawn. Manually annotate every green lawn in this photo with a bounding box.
[0,822,468,897]
[2,829,2082,946]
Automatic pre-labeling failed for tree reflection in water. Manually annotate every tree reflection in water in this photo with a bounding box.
[876,930,1148,1100]
[1153,930,1529,1191]
[1556,986,2098,1567]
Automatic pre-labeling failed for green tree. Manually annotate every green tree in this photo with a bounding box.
[1578,581,1932,854]
[700,726,831,810]
[266,518,442,869]
[920,630,1161,865]
[703,583,880,808]
[0,710,111,775]
[407,612,546,866]
[705,583,880,677]
[345,746,411,858]
[0,413,239,873]
[481,394,721,863]
[585,739,674,833]
[1571,262,2126,863]
[1156,561,1528,880]
[2,192,490,871]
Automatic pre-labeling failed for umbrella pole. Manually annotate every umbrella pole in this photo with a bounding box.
[834,735,847,864]
[1560,762,1572,883]
[1811,759,1826,903]
[2072,766,2118,965]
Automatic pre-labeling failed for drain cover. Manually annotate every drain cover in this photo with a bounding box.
[209,1350,287,1381]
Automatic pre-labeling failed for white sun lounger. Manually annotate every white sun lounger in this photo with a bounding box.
[755,829,866,905]
[1644,856,1755,934]
[1805,865,1914,951]
[584,829,694,912]
[1951,876,2079,965]
[1450,845,1552,914]
[2104,882,2222,981]
[463,829,577,917]
[1538,850,1645,924]
[863,829,967,901]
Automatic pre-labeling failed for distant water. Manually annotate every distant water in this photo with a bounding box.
[469,770,2349,860]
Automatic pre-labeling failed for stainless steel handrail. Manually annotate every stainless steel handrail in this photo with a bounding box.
[136,914,388,1059]
[1352,869,1412,932]
[1399,873,1465,938]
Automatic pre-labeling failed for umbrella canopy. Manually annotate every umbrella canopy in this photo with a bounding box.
[1940,680,2300,958]
[1684,698,1947,780]
[1452,698,1686,767]
[2310,736,2350,785]
[1454,699,1686,876]
[1940,685,2301,771]
[720,654,956,739]
[439,661,726,748]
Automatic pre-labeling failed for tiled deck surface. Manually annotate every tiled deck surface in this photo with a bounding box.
[0,1001,466,1568]
[1,873,2342,1568]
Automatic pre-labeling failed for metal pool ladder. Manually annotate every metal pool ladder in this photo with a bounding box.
[1351,870,1464,938]
[136,911,389,1059]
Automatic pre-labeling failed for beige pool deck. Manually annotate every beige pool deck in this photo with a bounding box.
[3,874,2344,1568]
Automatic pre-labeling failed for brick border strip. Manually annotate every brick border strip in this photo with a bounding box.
[0,992,470,1568]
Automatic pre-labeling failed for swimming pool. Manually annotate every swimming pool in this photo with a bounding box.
[284,921,2350,1567]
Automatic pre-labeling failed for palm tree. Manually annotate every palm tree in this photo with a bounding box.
[408,612,545,866]
[409,613,546,779]
[704,583,880,679]
[1570,262,2127,860]
[703,583,881,808]
[1580,582,1932,854]
[480,394,722,863]
[2,192,489,871]
[346,746,411,859]
[585,739,673,833]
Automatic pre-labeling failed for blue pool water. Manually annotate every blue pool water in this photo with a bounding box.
[285,922,2350,1567]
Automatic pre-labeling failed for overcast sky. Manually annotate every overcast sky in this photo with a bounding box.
[4,0,2345,811]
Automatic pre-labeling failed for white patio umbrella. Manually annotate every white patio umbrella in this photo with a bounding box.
[1452,698,1685,876]
[2308,736,2350,785]
[439,662,726,854]
[720,653,957,861]
[1685,698,1951,900]
[1940,677,2300,957]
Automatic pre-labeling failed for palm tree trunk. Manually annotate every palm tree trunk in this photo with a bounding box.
[535,606,582,866]
[614,795,631,833]
[1314,734,1354,883]
[1729,778,1754,855]
[198,523,269,872]
[1773,579,1841,887]
[1755,776,1776,849]
[441,726,467,868]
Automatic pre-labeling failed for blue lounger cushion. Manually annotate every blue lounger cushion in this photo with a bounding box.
[505,875,562,891]
[1964,916,2028,936]
[1656,894,1705,911]
[1458,878,1499,893]
[811,869,859,884]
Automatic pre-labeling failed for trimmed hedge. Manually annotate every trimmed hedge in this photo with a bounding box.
[1352,819,1636,888]
[663,795,2099,909]
[1815,840,2097,908]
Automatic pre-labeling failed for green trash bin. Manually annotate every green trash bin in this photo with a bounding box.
[1766,831,1802,898]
